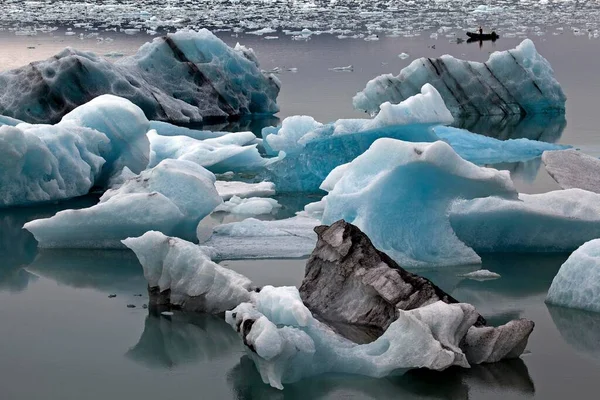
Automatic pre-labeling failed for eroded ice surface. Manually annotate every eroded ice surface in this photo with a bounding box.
[450,189,600,253]
[24,159,221,248]
[318,138,517,267]
[0,30,279,124]
[546,239,600,313]
[354,40,566,119]
[542,149,600,193]
[0,95,149,207]
[123,231,256,313]
[201,215,319,260]
[148,130,279,173]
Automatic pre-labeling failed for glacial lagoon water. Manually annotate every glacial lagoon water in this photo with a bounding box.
[2,28,600,399]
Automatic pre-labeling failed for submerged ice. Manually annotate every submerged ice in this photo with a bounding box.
[0,29,279,124]
[353,40,566,120]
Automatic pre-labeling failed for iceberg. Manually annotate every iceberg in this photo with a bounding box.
[149,120,227,140]
[123,231,258,313]
[546,239,600,313]
[0,30,279,124]
[215,181,276,201]
[318,138,517,267]
[148,130,279,173]
[450,189,600,253]
[201,215,319,260]
[353,39,566,119]
[0,95,150,207]
[461,269,501,280]
[214,196,280,215]
[542,149,600,193]
[24,159,221,248]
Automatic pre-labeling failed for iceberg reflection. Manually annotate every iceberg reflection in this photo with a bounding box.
[548,305,600,365]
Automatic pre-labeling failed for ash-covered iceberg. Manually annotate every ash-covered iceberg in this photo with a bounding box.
[123,231,257,313]
[0,95,149,207]
[317,138,517,267]
[0,30,279,124]
[148,130,280,173]
[450,189,600,253]
[24,159,221,248]
[542,149,600,193]
[546,239,600,313]
[353,39,565,119]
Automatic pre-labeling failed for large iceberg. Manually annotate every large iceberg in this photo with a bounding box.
[0,30,279,124]
[542,149,600,193]
[546,239,600,313]
[450,189,600,253]
[318,138,517,267]
[353,39,566,119]
[148,130,280,173]
[24,159,221,248]
[0,95,149,207]
[123,231,258,313]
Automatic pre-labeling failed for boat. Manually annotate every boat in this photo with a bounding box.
[466,31,499,41]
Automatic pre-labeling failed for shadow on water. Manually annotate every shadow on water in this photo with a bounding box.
[547,305,600,365]
[127,310,241,368]
[227,355,534,399]
[0,195,100,292]
[453,113,566,143]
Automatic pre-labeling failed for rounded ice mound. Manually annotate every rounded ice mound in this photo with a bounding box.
[546,239,600,313]
[319,138,517,267]
[0,29,279,125]
[353,39,566,118]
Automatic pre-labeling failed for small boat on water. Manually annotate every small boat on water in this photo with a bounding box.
[466,31,500,41]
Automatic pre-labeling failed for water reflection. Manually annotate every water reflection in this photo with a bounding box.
[548,305,600,365]
[127,311,241,368]
[454,113,566,143]
[228,356,534,399]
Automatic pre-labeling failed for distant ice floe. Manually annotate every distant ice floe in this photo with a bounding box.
[353,40,566,120]
[0,29,279,125]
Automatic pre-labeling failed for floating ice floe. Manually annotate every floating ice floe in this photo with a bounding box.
[214,181,276,201]
[542,149,600,193]
[148,121,227,140]
[123,231,257,313]
[460,269,501,280]
[0,95,149,207]
[353,39,566,119]
[0,29,279,124]
[24,159,221,248]
[148,130,281,173]
[546,239,600,313]
[214,196,281,215]
[450,189,600,253]
[200,215,320,259]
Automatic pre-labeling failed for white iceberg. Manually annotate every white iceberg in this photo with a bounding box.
[215,196,280,215]
[0,29,279,124]
[201,215,319,260]
[123,231,257,313]
[546,239,600,313]
[24,159,221,248]
[319,138,517,267]
[353,39,566,119]
[461,269,501,280]
[215,181,276,201]
[542,149,600,193]
[0,95,149,207]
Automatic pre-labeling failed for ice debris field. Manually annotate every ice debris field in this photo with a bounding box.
[2,0,600,40]
[2,29,600,389]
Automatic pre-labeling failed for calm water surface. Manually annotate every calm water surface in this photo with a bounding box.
[1,30,600,399]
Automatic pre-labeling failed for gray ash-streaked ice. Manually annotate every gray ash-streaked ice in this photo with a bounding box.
[542,149,600,193]
[354,39,565,120]
[0,29,279,124]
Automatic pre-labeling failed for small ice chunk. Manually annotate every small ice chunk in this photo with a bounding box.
[398,52,410,59]
[214,196,280,215]
[214,181,276,200]
[461,270,501,280]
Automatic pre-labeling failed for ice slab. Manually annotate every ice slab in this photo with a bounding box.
[0,30,279,124]
[201,215,319,260]
[215,181,276,201]
[318,138,517,267]
[123,231,257,313]
[148,130,278,173]
[149,121,228,140]
[354,40,566,119]
[450,189,600,253]
[214,196,280,215]
[546,239,600,313]
[461,270,501,280]
[542,149,600,193]
[0,95,150,207]
[24,159,221,248]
